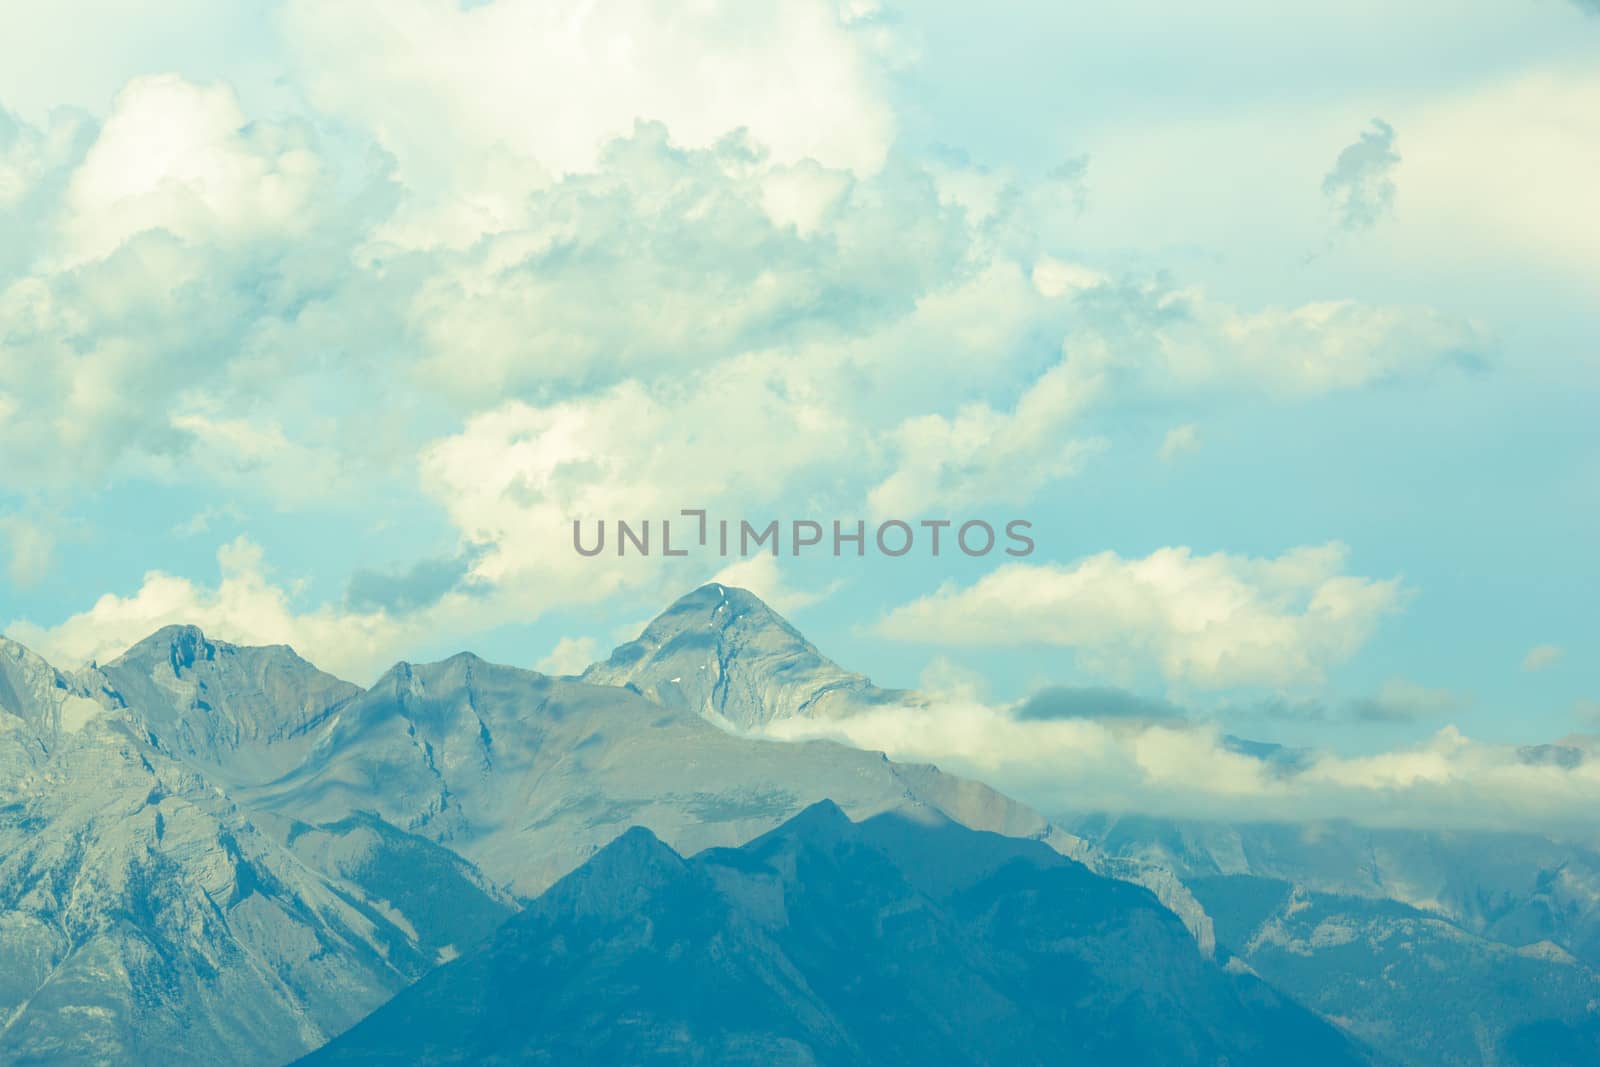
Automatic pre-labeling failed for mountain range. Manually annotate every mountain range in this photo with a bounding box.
[1068,813,1600,1064]
[297,802,1364,1066]
[1,583,1597,1064]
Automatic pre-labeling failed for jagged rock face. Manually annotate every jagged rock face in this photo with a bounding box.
[53,586,1600,1064]
[1070,813,1600,1064]
[4,609,1230,1066]
[0,636,105,741]
[94,625,362,787]
[297,803,1367,1067]
[582,583,908,729]
[1070,813,1600,968]
[0,595,1231,1065]
[242,652,1106,906]
[577,586,1218,954]
[1189,875,1600,1065]
[0,649,512,1066]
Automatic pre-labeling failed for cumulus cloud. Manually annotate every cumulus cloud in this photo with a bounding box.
[1027,257,1484,396]
[0,104,92,274]
[284,0,897,242]
[417,356,856,593]
[397,125,971,402]
[761,692,1600,834]
[867,358,1107,516]
[56,75,329,266]
[0,59,1484,524]
[0,76,381,491]
[3,538,449,682]
[1065,278,1487,395]
[1031,256,1107,298]
[876,543,1407,691]
[167,412,355,505]
[405,258,1091,609]
[1322,118,1400,232]
[0,17,1504,710]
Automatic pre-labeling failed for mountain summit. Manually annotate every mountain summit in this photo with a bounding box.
[97,624,360,787]
[582,583,907,729]
[0,631,512,1067]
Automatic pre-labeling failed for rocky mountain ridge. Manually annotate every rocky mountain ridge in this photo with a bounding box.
[297,802,1368,1066]
[5,585,1599,1064]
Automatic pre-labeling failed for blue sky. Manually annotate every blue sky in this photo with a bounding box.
[1,1,1596,820]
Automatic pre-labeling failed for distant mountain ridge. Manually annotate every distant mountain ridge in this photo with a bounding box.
[238,648,1120,906]
[1069,812,1600,1064]
[297,802,1368,1066]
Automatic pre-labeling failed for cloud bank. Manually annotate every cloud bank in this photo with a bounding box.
[762,693,1600,836]
[876,543,1407,691]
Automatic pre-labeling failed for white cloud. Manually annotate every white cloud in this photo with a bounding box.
[759,159,854,237]
[0,69,1487,513]
[1074,282,1486,395]
[388,125,979,401]
[0,104,90,233]
[1159,423,1201,462]
[1523,644,1564,672]
[876,543,1407,691]
[1031,256,1108,298]
[0,76,367,490]
[0,238,307,485]
[1390,67,1600,286]
[3,538,443,683]
[762,693,1600,834]
[168,411,351,505]
[1072,65,1600,295]
[0,1,276,125]
[867,357,1106,516]
[284,0,896,219]
[57,75,327,266]
[0,29,1511,715]
[419,357,855,591]
[534,636,600,676]
[711,555,841,616]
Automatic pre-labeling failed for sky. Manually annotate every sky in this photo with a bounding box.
[1,0,1596,824]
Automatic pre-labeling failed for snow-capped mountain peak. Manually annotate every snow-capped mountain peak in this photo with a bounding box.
[581,583,906,729]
